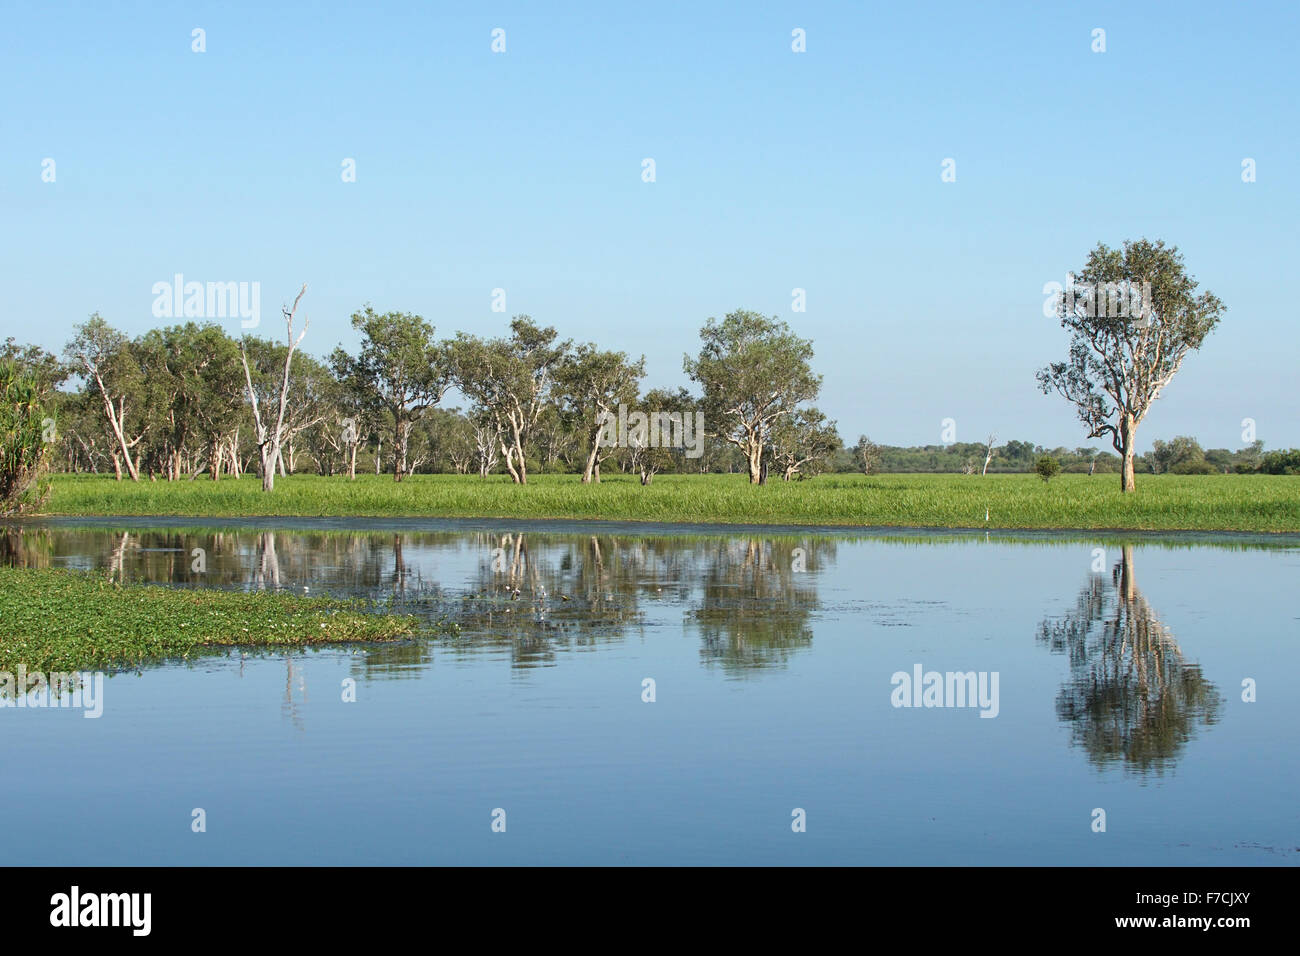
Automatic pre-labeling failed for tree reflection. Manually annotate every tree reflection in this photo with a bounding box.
[690,538,828,675]
[1037,545,1221,774]
[2,524,829,677]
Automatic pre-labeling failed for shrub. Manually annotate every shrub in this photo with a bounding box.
[1035,456,1061,483]
[0,360,52,514]
[1260,449,1300,475]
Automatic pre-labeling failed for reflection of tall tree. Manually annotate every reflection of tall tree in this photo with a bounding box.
[1037,545,1221,774]
[0,526,54,568]
[252,531,281,590]
[449,532,648,668]
[393,533,406,592]
[690,538,828,675]
[107,531,132,583]
[281,655,307,730]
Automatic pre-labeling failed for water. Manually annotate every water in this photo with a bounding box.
[2,519,1297,865]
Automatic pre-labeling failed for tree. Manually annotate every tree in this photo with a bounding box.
[624,386,691,485]
[1035,456,1061,482]
[65,314,151,481]
[556,344,644,483]
[981,434,997,476]
[0,360,52,513]
[1037,240,1225,492]
[239,283,310,492]
[769,407,841,480]
[140,323,244,480]
[1148,436,1204,475]
[853,435,882,475]
[684,310,822,485]
[1,337,66,394]
[450,317,570,484]
[333,307,450,482]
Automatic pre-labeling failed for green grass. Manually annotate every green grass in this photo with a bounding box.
[0,566,420,673]
[35,471,1300,532]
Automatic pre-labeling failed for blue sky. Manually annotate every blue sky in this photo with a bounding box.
[3,1,1296,451]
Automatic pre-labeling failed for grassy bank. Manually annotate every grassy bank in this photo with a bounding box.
[35,472,1300,533]
[0,566,419,673]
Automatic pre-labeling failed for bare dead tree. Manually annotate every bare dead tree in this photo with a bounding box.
[240,284,308,492]
[981,434,996,476]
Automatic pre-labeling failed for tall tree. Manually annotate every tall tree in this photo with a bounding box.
[239,284,310,492]
[556,344,645,483]
[684,310,822,484]
[1037,240,1224,492]
[65,314,150,481]
[332,307,450,482]
[769,407,841,481]
[450,317,570,484]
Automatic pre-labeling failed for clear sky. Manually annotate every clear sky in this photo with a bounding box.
[3,1,1296,452]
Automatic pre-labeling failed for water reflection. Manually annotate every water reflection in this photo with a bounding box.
[0,523,1247,773]
[1,526,831,676]
[1037,545,1223,775]
[691,538,829,675]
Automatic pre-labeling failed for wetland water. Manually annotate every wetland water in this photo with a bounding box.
[2,518,1297,865]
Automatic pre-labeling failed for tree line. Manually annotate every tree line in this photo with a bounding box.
[2,304,849,496]
[3,238,1296,513]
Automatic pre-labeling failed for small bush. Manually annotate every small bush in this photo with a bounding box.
[1035,456,1061,483]
[1171,460,1218,475]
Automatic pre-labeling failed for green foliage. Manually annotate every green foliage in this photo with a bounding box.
[1035,456,1061,482]
[0,360,52,514]
[1259,449,1300,475]
[0,566,419,674]
[684,310,822,483]
[1037,239,1225,491]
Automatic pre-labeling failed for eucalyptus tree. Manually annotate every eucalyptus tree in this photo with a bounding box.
[65,314,152,481]
[140,322,244,479]
[277,351,338,475]
[769,407,841,481]
[625,386,690,485]
[556,343,645,482]
[187,324,246,479]
[854,435,882,475]
[450,316,570,484]
[1,337,66,395]
[683,310,822,484]
[1037,240,1224,492]
[332,307,450,482]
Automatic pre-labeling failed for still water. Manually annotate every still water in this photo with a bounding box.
[2,518,1297,865]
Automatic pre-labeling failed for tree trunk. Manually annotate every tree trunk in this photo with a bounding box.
[1119,413,1137,493]
[581,439,601,483]
[746,440,763,484]
[260,444,277,492]
[395,420,411,482]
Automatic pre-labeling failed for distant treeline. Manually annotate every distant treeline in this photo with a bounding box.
[860,437,1288,476]
[2,310,1294,489]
